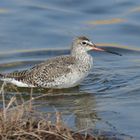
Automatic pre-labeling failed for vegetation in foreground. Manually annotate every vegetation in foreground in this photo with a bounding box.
[0,82,131,140]
[0,82,99,140]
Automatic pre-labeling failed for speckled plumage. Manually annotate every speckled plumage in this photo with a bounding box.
[0,36,95,89]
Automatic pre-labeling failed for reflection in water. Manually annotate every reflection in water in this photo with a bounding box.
[74,95,97,130]
[32,91,98,130]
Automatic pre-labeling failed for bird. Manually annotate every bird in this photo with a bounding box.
[0,36,121,89]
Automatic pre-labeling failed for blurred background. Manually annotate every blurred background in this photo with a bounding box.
[0,0,140,52]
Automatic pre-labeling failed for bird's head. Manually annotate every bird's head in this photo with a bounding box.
[72,36,122,56]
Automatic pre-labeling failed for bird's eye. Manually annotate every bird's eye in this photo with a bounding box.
[82,41,87,45]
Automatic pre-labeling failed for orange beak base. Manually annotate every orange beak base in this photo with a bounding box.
[92,45,122,56]
[92,46,105,51]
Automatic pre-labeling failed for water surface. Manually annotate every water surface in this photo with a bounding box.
[0,0,140,139]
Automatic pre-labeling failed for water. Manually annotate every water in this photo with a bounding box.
[0,0,140,139]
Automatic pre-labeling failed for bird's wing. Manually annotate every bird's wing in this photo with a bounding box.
[2,69,29,80]
[27,55,76,85]
[3,55,76,86]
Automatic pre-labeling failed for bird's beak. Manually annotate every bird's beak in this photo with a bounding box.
[92,44,105,51]
[91,44,122,56]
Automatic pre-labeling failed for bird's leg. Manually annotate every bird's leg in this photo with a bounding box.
[29,87,33,111]
[10,84,25,104]
[1,82,7,120]
[47,88,54,93]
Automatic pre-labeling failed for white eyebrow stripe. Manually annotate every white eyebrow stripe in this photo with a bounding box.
[81,40,93,46]
[84,40,89,43]
[88,41,93,45]
[84,40,93,45]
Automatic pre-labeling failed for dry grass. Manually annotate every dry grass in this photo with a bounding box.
[0,82,133,140]
[0,83,97,140]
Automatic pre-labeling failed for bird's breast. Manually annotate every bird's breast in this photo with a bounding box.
[76,54,93,73]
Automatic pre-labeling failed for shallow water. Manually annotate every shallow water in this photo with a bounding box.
[0,0,140,139]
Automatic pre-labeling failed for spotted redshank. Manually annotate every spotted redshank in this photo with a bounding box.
[0,36,121,88]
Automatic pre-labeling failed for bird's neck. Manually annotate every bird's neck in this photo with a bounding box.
[71,49,93,69]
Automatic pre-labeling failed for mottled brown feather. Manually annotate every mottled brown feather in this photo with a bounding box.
[4,55,76,87]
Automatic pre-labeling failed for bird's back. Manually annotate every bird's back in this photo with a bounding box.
[0,55,77,88]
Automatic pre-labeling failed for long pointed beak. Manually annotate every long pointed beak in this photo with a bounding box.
[92,44,122,56]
